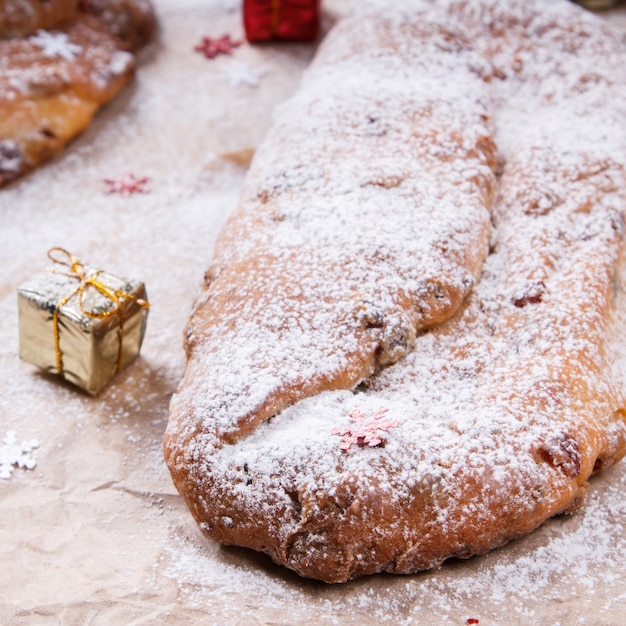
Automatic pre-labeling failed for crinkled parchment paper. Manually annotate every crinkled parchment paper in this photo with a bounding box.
[1,1,625,624]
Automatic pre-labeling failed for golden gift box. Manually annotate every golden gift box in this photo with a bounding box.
[18,248,149,396]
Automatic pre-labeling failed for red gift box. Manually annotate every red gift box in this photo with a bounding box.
[243,0,320,42]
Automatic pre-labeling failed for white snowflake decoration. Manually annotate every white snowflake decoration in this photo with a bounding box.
[0,431,39,480]
[221,62,269,88]
[29,30,82,62]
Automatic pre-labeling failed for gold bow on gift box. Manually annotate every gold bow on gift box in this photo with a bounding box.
[18,248,150,396]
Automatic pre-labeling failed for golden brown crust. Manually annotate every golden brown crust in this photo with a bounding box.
[0,0,80,39]
[0,0,155,187]
[165,0,626,583]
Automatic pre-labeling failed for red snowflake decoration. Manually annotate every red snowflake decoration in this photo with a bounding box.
[194,34,241,59]
[103,174,150,197]
[332,408,399,451]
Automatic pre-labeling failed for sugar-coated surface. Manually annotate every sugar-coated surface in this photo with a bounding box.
[166,0,626,583]
[2,0,626,622]
[0,0,155,187]
[174,10,498,444]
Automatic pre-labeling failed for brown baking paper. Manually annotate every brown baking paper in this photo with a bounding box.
[1,1,626,625]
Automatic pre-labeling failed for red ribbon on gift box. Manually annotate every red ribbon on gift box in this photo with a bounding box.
[243,0,320,42]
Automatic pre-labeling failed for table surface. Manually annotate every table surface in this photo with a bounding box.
[2,1,626,624]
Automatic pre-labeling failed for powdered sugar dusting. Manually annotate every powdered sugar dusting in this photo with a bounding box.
[166,0,626,585]
[108,50,134,76]
[159,462,626,623]
[170,5,498,449]
[0,0,154,187]
[2,0,626,621]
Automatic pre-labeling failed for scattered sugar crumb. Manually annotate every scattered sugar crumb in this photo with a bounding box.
[108,50,134,76]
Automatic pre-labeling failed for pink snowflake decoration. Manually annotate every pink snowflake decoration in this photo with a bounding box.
[194,34,241,59]
[103,174,150,197]
[332,408,399,451]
